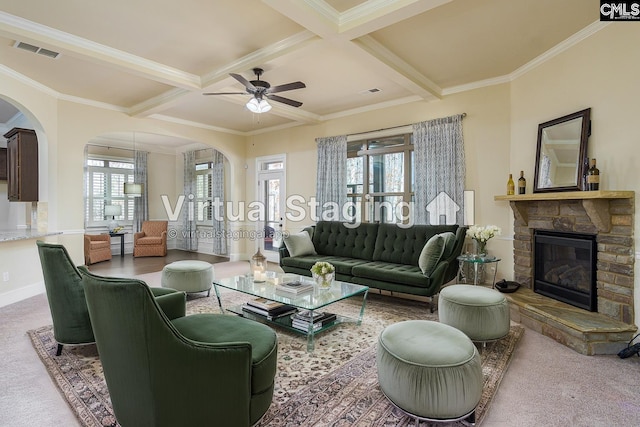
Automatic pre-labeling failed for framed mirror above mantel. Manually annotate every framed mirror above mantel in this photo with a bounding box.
[533,108,591,193]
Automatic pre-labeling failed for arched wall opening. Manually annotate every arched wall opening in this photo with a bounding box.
[84,131,233,257]
[0,95,50,232]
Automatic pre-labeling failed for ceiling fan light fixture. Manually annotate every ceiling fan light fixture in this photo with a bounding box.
[246,97,271,113]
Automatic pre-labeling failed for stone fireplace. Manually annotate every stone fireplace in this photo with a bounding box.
[496,191,637,354]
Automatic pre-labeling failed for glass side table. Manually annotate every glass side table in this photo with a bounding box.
[457,254,501,286]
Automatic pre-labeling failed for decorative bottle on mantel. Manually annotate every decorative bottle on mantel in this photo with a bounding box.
[518,171,526,194]
[587,158,600,191]
[507,174,515,195]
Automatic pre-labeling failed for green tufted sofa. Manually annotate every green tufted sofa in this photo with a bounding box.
[279,221,467,302]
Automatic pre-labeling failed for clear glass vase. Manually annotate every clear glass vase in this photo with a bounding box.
[474,240,488,258]
[313,272,334,289]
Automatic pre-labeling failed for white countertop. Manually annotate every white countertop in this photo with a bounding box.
[0,229,62,243]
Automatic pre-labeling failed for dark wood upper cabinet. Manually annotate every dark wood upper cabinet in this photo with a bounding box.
[0,147,6,181]
[3,128,38,201]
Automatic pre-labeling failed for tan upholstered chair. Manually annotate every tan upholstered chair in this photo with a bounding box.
[134,221,168,257]
[84,234,112,265]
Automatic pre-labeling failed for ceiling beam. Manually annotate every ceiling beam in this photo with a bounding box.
[263,0,443,101]
[131,31,319,118]
[351,36,441,100]
[0,11,201,90]
[338,0,453,39]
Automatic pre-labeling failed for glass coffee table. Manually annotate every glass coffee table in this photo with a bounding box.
[213,275,369,352]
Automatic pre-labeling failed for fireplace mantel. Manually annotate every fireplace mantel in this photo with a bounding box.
[495,191,635,233]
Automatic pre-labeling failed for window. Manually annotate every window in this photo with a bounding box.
[85,157,135,226]
[195,162,213,223]
[346,134,413,224]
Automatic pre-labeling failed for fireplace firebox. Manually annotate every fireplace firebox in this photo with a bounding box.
[533,230,597,312]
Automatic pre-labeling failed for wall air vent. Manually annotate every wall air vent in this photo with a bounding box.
[13,41,61,59]
[359,88,381,95]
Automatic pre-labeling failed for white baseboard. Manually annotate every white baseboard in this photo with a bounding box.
[0,281,45,309]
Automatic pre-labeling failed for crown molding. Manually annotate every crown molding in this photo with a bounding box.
[58,93,128,113]
[0,14,614,138]
[322,95,422,121]
[442,74,511,96]
[0,11,201,89]
[510,20,610,81]
[0,64,59,98]
[441,20,611,96]
[244,120,307,136]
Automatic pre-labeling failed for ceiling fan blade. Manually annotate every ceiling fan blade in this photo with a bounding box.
[268,81,306,94]
[230,73,256,92]
[267,94,303,108]
[203,92,247,95]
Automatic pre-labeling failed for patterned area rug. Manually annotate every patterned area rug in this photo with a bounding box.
[28,290,523,427]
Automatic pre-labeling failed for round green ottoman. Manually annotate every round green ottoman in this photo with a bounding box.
[438,284,510,342]
[377,320,482,422]
[161,260,213,296]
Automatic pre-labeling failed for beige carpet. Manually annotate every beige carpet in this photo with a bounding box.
[28,264,524,426]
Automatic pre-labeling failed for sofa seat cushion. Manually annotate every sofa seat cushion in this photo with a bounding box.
[281,255,368,275]
[352,262,428,288]
[280,255,325,271]
[137,236,162,246]
[172,313,278,395]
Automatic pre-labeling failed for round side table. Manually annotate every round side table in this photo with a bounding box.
[456,254,501,286]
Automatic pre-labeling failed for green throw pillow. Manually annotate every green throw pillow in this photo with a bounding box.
[440,232,457,259]
[283,230,317,257]
[418,234,446,276]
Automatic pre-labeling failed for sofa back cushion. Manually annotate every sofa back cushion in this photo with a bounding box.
[283,230,317,257]
[312,221,379,260]
[373,223,459,265]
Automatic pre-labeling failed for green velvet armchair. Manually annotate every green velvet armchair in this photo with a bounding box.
[78,267,278,427]
[37,241,186,356]
[37,241,95,356]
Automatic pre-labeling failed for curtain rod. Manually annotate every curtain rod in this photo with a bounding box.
[346,113,466,138]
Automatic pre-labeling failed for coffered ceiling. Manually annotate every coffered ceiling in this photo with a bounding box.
[0,0,600,137]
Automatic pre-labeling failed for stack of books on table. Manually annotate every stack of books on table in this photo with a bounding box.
[241,298,298,320]
[274,280,314,295]
[291,310,337,332]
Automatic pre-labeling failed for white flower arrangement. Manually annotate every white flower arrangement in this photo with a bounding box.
[310,261,335,276]
[466,225,501,243]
